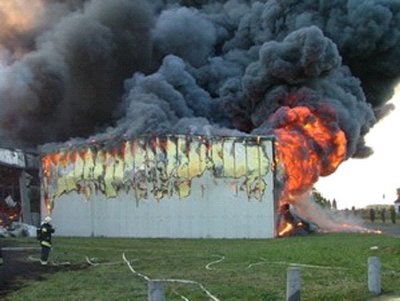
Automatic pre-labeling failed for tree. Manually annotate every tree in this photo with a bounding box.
[312,188,329,208]
[390,206,396,224]
[369,208,376,223]
[332,199,337,210]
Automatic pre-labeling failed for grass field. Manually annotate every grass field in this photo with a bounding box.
[3,232,400,301]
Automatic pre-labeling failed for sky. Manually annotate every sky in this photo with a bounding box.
[315,84,400,209]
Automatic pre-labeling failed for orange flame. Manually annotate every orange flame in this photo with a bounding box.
[272,105,347,237]
[120,141,128,159]
[278,222,294,237]
[80,148,91,161]
[273,106,347,203]
[41,155,51,178]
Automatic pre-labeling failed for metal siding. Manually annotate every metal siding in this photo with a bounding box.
[0,148,26,168]
[51,194,92,236]
[44,137,276,238]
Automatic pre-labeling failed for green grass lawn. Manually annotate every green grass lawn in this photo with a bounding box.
[3,232,400,301]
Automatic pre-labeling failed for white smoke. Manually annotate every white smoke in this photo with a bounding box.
[293,190,371,233]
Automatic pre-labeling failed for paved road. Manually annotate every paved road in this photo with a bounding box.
[373,224,400,237]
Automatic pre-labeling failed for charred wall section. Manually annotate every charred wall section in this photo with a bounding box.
[41,135,276,238]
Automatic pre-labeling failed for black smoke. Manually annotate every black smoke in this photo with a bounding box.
[1,0,399,160]
[0,0,153,146]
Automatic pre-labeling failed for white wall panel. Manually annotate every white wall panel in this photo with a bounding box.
[52,170,275,238]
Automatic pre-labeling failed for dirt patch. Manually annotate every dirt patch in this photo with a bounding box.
[0,239,87,299]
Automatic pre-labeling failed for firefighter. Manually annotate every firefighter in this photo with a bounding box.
[38,216,55,265]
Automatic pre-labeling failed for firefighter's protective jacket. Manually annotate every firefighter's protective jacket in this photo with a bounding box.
[39,222,55,248]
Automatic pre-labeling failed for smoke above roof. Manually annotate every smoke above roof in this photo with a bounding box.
[0,0,399,160]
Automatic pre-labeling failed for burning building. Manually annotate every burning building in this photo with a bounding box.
[41,135,277,238]
[0,147,39,228]
[1,1,400,237]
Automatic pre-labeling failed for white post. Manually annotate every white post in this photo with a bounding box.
[148,280,166,301]
[368,257,381,295]
[286,267,301,301]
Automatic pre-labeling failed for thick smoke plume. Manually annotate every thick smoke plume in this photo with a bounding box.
[0,0,153,147]
[0,0,399,162]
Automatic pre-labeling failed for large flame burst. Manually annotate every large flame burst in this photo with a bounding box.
[271,105,347,236]
[272,105,346,205]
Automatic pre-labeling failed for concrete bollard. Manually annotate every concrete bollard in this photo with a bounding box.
[368,256,381,295]
[286,267,301,301]
[148,280,166,301]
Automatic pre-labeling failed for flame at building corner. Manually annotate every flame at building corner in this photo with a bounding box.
[270,103,347,237]
[271,102,382,237]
